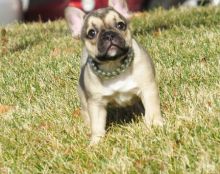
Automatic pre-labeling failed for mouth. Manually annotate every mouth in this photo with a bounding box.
[107,43,127,52]
[97,43,129,61]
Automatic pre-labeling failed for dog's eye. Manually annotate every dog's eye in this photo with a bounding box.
[87,29,97,39]
[116,22,126,31]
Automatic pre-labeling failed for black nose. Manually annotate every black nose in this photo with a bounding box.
[102,31,116,41]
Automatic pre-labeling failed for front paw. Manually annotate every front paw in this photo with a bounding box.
[89,135,104,146]
[144,116,165,127]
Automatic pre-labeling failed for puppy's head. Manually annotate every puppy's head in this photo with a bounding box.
[65,0,132,62]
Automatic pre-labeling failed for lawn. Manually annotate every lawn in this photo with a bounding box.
[0,7,220,174]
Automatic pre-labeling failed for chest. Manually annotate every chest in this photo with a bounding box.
[103,76,140,106]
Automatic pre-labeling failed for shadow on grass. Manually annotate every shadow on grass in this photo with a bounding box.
[1,25,68,56]
[106,100,144,129]
[1,30,44,56]
[10,37,43,53]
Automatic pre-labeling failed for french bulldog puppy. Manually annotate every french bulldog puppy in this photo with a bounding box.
[65,0,164,145]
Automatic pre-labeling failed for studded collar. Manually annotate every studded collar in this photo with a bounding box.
[88,49,134,79]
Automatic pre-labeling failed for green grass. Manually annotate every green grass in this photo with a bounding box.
[0,7,220,173]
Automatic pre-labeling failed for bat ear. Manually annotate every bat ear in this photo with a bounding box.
[108,0,131,19]
[65,7,85,39]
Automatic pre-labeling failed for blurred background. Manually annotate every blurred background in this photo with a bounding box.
[0,0,219,25]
